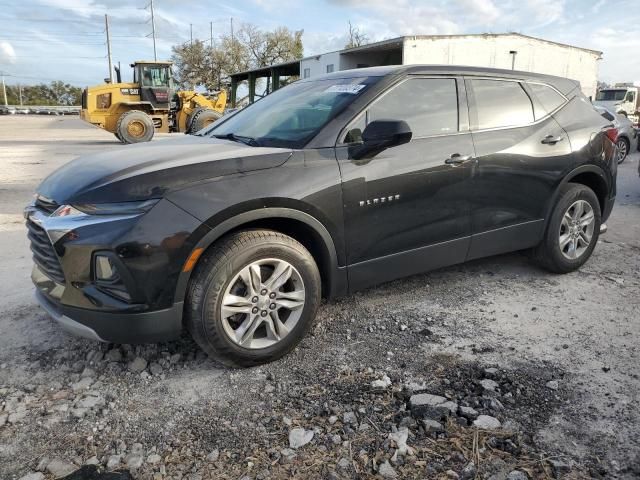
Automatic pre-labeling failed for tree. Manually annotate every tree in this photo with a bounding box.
[170,23,303,93]
[345,21,369,49]
[171,40,212,90]
[2,81,81,105]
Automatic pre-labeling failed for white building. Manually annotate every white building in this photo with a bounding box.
[300,33,602,98]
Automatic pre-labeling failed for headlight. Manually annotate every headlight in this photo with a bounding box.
[56,199,160,216]
[51,205,85,217]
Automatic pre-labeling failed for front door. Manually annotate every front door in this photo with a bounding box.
[336,76,476,290]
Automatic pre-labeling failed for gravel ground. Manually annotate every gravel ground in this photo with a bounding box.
[0,116,639,480]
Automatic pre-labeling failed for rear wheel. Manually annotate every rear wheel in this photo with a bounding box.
[185,230,321,368]
[616,137,629,164]
[116,110,155,144]
[533,183,601,273]
[188,108,221,134]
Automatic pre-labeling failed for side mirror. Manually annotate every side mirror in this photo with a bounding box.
[350,119,412,160]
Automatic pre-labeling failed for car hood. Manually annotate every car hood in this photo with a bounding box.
[36,136,293,204]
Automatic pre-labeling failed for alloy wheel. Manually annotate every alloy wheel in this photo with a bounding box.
[220,258,305,349]
[558,200,595,260]
[616,139,627,163]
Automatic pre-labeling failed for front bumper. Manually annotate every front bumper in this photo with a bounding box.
[24,197,205,343]
[35,288,183,343]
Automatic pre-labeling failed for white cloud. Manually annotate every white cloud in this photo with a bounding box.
[523,0,566,28]
[458,0,501,23]
[0,42,16,64]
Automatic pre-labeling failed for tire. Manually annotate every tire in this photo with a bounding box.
[533,183,601,274]
[185,230,321,368]
[116,110,155,144]
[616,137,629,164]
[188,108,221,134]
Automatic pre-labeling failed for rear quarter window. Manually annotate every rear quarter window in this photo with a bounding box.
[468,79,534,130]
[528,83,566,119]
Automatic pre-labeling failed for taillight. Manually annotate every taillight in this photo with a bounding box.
[605,127,618,143]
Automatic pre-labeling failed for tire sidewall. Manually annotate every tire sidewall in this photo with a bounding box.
[616,138,628,164]
[189,109,221,134]
[197,236,321,365]
[545,185,601,272]
[118,111,155,144]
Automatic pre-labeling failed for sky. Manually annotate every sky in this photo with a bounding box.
[0,0,638,87]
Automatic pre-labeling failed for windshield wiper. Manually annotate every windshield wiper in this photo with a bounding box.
[213,133,259,147]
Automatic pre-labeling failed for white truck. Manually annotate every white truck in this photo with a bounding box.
[594,85,640,126]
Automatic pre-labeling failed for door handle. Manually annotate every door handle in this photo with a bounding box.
[445,153,472,165]
[541,135,564,145]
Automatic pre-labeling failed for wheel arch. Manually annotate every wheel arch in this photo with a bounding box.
[174,207,348,305]
[546,165,609,223]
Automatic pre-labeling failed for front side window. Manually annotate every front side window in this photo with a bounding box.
[141,66,171,87]
[303,68,310,78]
[469,79,534,129]
[625,91,635,103]
[326,64,334,73]
[341,78,459,143]
[205,76,380,149]
[366,78,459,138]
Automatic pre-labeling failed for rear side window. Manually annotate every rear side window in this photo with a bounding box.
[528,83,566,119]
[368,78,459,137]
[469,79,534,130]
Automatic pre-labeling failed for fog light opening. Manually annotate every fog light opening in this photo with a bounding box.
[95,254,116,281]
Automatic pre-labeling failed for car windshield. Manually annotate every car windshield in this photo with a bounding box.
[203,76,380,149]
[595,89,627,101]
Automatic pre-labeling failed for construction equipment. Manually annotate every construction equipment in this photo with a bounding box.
[80,61,227,144]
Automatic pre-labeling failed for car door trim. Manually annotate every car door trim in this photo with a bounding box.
[347,235,470,291]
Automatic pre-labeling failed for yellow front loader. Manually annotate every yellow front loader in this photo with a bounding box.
[80,61,226,144]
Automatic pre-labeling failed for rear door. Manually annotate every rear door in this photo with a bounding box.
[465,77,572,260]
[336,76,476,290]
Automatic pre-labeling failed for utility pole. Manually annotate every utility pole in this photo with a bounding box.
[210,21,213,48]
[150,0,157,61]
[18,84,23,106]
[1,73,7,107]
[190,23,193,45]
[230,17,234,68]
[105,14,113,82]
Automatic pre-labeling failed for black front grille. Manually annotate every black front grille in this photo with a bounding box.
[27,220,65,284]
[35,196,59,215]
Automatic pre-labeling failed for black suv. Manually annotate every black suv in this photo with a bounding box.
[25,66,617,367]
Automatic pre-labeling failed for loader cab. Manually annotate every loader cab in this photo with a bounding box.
[132,61,174,109]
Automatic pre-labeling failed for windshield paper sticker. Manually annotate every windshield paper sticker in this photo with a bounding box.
[325,84,366,94]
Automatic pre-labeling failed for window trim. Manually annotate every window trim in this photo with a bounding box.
[465,76,569,133]
[336,75,465,146]
[524,81,569,121]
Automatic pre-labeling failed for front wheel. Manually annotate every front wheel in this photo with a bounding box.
[187,108,222,134]
[185,230,321,368]
[533,183,601,273]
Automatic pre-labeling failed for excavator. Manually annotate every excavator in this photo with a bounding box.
[80,60,226,144]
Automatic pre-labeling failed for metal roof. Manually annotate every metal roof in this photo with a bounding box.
[302,32,603,59]
[230,59,300,81]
